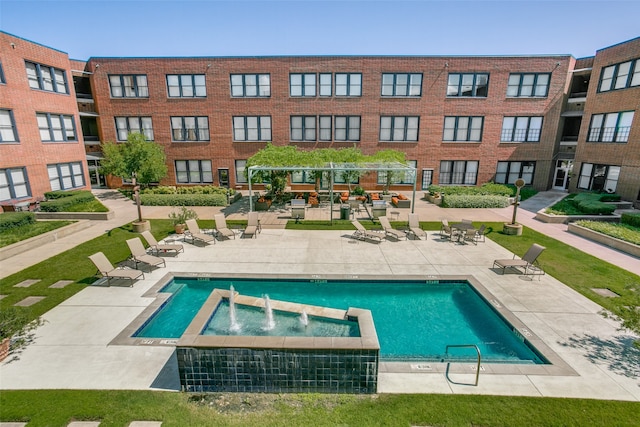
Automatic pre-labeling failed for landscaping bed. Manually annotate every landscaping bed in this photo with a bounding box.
[568,222,640,258]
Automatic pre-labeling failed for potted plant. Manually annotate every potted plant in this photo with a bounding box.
[0,306,45,362]
[168,206,198,234]
[255,192,273,211]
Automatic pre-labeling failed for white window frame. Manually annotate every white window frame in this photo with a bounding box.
[501,117,543,142]
[115,117,154,141]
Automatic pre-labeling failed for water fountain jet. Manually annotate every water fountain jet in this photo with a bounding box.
[263,295,275,330]
[229,285,241,332]
[300,310,309,327]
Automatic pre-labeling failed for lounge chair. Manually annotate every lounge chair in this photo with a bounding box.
[126,238,167,270]
[439,219,459,242]
[243,211,262,238]
[351,219,384,243]
[407,213,427,240]
[141,230,184,255]
[378,216,407,240]
[185,218,215,245]
[493,244,546,276]
[88,252,144,286]
[214,213,236,240]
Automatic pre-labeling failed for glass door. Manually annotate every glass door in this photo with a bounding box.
[553,160,572,190]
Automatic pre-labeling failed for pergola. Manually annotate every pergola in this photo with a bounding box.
[247,162,417,222]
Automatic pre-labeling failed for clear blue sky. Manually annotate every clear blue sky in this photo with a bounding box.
[1,0,639,60]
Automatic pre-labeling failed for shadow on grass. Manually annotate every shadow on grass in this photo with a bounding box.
[561,333,640,380]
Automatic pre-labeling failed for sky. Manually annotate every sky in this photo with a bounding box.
[1,0,639,60]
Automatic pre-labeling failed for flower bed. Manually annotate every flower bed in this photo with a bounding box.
[568,222,640,258]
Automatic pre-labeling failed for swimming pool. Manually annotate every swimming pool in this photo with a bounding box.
[134,276,546,364]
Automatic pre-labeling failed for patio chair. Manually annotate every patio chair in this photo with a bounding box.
[439,219,459,242]
[493,243,546,276]
[214,213,236,240]
[126,237,166,271]
[475,224,487,243]
[351,219,384,243]
[141,230,184,255]
[243,211,262,238]
[461,219,473,225]
[462,228,479,245]
[88,252,144,287]
[407,213,427,240]
[378,216,407,240]
[185,218,215,245]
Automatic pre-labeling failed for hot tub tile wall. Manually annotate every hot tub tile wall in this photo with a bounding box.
[177,347,378,393]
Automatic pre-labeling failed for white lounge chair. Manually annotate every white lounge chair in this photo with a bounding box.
[378,216,406,240]
[214,213,236,240]
[88,252,144,287]
[407,213,427,240]
[126,237,166,270]
[351,219,383,243]
[185,218,215,245]
[141,230,184,255]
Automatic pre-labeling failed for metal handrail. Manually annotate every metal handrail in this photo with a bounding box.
[445,344,481,386]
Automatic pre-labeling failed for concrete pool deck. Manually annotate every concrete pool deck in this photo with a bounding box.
[0,190,639,400]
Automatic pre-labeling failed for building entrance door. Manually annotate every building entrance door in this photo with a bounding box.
[553,160,573,190]
[218,168,229,187]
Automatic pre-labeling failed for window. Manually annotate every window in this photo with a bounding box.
[235,159,247,183]
[290,116,316,141]
[47,162,85,191]
[0,110,18,143]
[290,73,316,97]
[319,73,332,96]
[291,170,316,184]
[25,61,68,94]
[336,73,362,96]
[0,167,30,201]
[378,160,417,185]
[0,62,5,84]
[115,117,154,141]
[380,116,419,142]
[501,117,543,142]
[37,113,77,142]
[587,111,634,142]
[109,74,149,98]
[167,74,206,97]
[443,116,483,142]
[334,116,361,141]
[578,163,621,193]
[447,73,489,97]
[506,73,550,97]
[175,160,213,184]
[381,73,422,96]
[421,169,433,190]
[230,74,270,97]
[495,161,535,184]
[171,116,209,141]
[233,116,271,141]
[599,59,640,92]
[439,161,478,185]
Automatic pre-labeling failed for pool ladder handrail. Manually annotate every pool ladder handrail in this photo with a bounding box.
[444,344,481,386]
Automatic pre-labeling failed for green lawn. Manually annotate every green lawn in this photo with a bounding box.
[0,220,73,248]
[1,219,639,425]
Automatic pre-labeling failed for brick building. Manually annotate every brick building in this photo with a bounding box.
[1,31,638,206]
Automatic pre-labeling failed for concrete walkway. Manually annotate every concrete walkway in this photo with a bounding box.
[0,189,639,401]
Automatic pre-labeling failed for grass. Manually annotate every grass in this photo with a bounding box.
[1,219,639,425]
[63,199,109,212]
[1,390,639,426]
[0,220,72,248]
[545,194,582,215]
[575,220,640,246]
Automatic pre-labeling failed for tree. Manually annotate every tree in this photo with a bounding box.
[368,149,408,194]
[100,133,168,186]
[246,143,299,201]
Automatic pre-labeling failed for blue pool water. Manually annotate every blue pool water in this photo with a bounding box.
[135,278,546,363]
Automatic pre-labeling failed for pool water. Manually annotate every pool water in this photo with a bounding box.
[135,278,545,363]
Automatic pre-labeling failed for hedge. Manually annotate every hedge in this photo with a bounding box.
[44,190,89,200]
[441,194,510,208]
[0,212,36,232]
[141,185,235,196]
[622,212,640,228]
[572,193,617,215]
[140,193,228,206]
[39,191,97,212]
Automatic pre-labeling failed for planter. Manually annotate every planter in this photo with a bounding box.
[568,223,640,258]
[132,220,151,233]
[174,223,186,234]
[503,223,523,236]
[534,209,621,224]
[425,194,442,206]
[0,337,9,362]
[255,200,272,211]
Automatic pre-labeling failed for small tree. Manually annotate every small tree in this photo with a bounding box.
[369,149,408,194]
[100,133,168,222]
[246,143,299,202]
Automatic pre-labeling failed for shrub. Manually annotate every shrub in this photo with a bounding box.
[441,194,510,208]
[141,185,232,196]
[599,193,621,202]
[621,212,640,228]
[572,193,616,215]
[0,212,36,232]
[40,191,96,212]
[576,220,640,246]
[44,190,87,200]
[427,183,529,198]
[140,193,227,206]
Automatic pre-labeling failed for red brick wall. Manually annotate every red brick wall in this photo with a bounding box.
[88,54,571,190]
[0,32,90,202]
